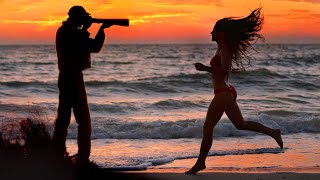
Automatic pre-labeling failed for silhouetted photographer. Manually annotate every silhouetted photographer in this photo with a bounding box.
[53,5,128,167]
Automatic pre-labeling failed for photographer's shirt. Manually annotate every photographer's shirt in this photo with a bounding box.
[56,21,104,73]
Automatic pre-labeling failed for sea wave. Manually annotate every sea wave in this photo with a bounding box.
[89,102,141,114]
[64,113,320,139]
[93,61,136,65]
[90,99,206,112]
[151,99,207,109]
[282,79,320,90]
[1,67,316,93]
[145,55,181,59]
[235,68,287,79]
[1,106,319,140]
[0,81,54,88]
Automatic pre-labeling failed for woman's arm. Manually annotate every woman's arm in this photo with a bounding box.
[194,63,213,73]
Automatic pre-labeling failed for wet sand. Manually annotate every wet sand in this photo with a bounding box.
[93,168,320,180]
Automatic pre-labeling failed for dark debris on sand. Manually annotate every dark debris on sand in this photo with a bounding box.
[0,118,150,180]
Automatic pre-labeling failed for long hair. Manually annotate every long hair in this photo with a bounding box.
[214,7,265,71]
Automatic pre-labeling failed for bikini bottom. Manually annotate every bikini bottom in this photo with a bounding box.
[214,85,237,101]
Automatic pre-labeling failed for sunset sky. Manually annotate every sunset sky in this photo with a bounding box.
[0,0,320,44]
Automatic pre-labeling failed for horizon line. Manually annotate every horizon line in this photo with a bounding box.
[1,42,320,46]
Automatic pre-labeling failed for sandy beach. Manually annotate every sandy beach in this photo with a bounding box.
[126,172,319,180]
[1,163,319,180]
[128,154,320,180]
[82,155,320,180]
[93,154,320,180]
[80,168,320,180]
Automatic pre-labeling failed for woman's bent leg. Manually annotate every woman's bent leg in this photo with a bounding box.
[225,101,283,149]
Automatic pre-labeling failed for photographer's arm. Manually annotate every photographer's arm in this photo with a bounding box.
[89,26,105,53]
[89,22,113,53]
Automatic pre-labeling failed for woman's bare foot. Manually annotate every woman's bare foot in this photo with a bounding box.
[273,129,283,149]
[185,163,206,175]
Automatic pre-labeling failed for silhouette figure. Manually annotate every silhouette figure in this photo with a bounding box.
[185,8,283,174]
[53,5,112,167]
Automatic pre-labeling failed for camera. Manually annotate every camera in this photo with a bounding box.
[91,18,129,26]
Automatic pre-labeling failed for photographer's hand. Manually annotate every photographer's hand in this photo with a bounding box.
[83,16,93,30]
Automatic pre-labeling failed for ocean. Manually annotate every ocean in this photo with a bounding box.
[0,44,319,171]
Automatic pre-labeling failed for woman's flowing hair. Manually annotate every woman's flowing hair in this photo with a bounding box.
[216,7,265,71]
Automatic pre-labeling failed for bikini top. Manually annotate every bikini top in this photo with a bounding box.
[210,48,230,80]
[210,54,222,67]
[210,48,223,67]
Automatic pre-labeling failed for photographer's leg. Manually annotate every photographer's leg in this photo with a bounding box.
[53,101,71,158]
[73,84,91,166]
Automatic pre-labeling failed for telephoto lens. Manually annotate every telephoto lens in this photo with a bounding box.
[91,18,129,26]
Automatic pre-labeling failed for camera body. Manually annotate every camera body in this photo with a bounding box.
[91,18,129,26]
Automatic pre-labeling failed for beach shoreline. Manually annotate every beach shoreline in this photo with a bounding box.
[89,155,320,179]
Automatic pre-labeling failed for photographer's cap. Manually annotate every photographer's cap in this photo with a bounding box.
[68,6,90,17]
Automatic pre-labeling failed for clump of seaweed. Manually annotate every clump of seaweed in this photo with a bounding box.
[0,108,124,180]
[19,118,52,158]
[0,116,76,180]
